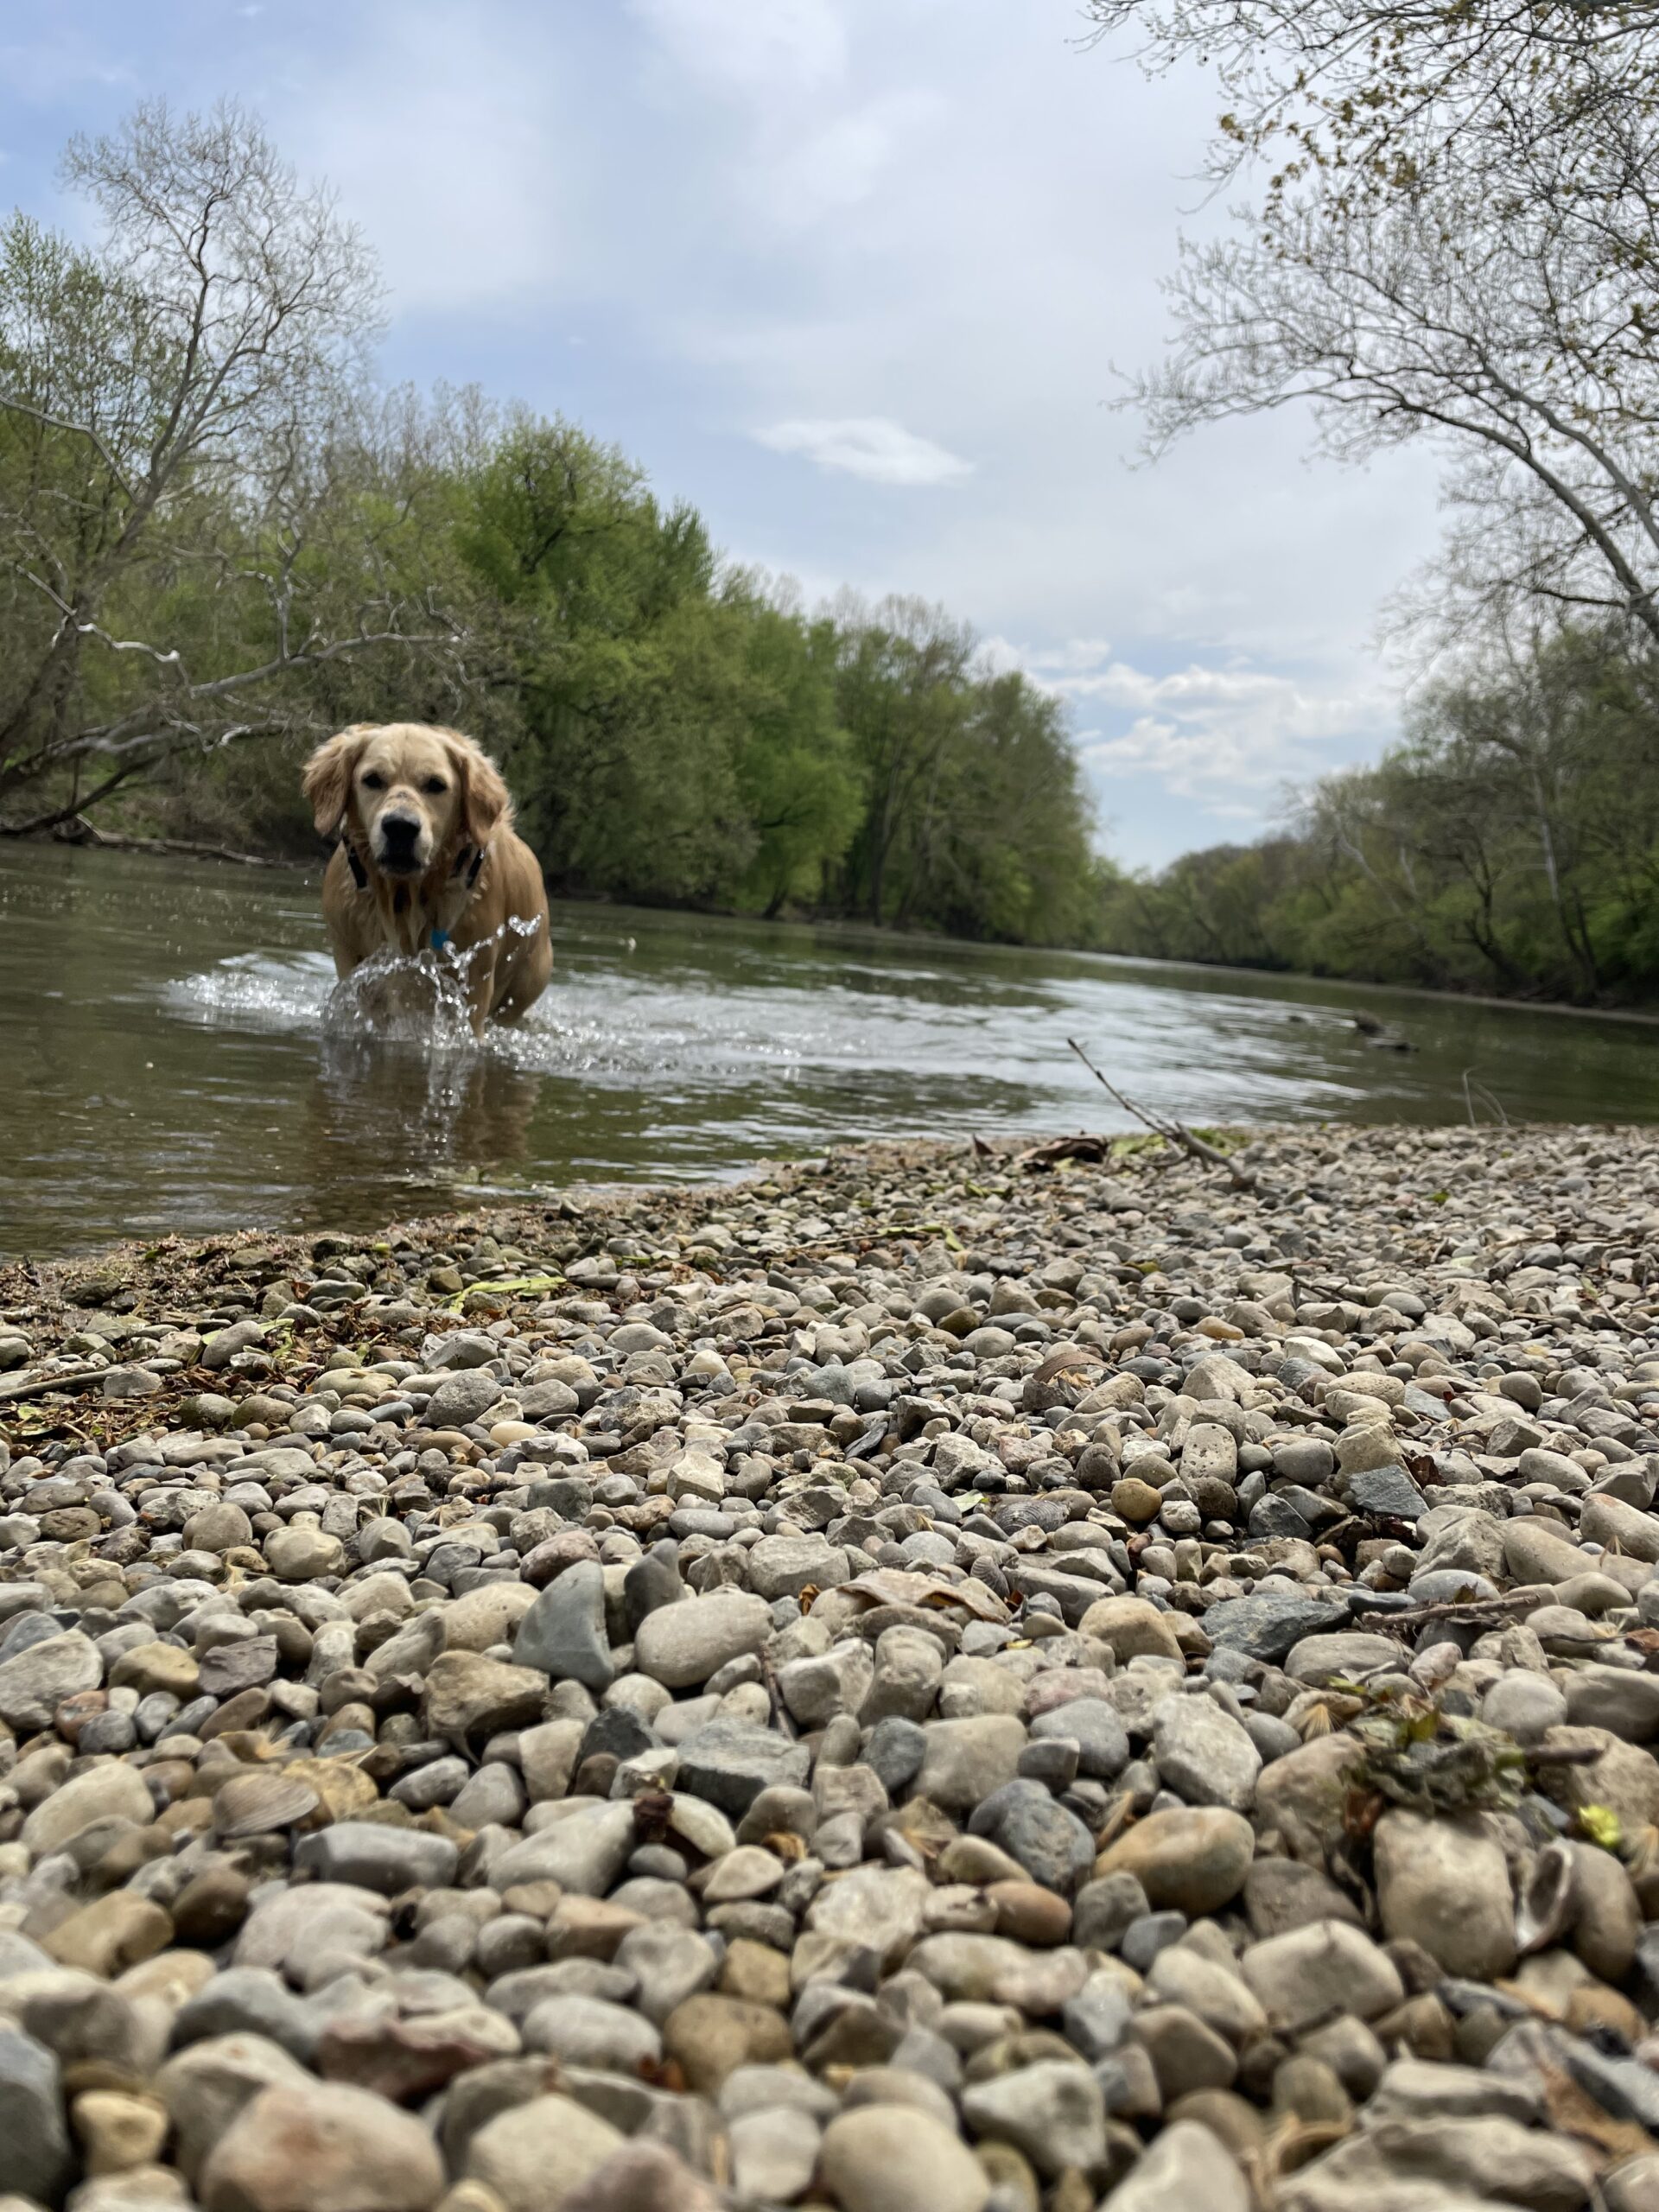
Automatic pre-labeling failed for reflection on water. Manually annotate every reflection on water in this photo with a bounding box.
[3,841,1657,1255]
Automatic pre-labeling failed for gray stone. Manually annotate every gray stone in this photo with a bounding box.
[865,1716,927,1795]
[1480,1673,1568,1742]
[1346,1463,1428,1521]
[633,1592,772,1690]
[1061,1974,1133,2061]
[426,1370,504,1427]
[490,1804,638,1896]
[968,1779,1095,1895]
[172,1969,321,2064]
[1373,1810,1516,1980]
[293,1822,460,1895]
[1283,1632,1402,1687]
[512,1560,615,1694]
[0,1630,101,1728]
[1153,1694,1262,1812]
[915,1715,1027,1814]
[1098,2119,1251,2211]
[675,1721,811,1815]
[961,2059,1104,2179]
[1200,1595,1351,1662]
[521,1993,662,2073]
[1240,1920,1404,2033]
[1029,1697,1130,1781]
[0,2024,72,2204]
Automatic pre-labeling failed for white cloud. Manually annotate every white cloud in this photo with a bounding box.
[990,635,1393,825]
[628,0,847,95]
[755,416,974,486]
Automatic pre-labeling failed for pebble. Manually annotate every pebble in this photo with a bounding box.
[2,1124,1658,2211]
[199,2082,446,2212]
[818,2105,992,2212]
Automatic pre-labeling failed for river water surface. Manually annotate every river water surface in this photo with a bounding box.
[3,842,1656,1256]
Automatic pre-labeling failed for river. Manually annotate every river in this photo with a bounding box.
[3,842,1656,1257]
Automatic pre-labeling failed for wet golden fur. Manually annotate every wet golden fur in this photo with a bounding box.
[302,721,552,1033]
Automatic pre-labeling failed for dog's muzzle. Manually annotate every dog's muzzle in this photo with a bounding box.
[375,814,426,875]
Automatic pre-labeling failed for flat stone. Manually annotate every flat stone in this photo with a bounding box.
[23,1762,155,1856]
[676,1720,811,1815]
[491,1804,637,1897]
[1284,1632,1402,1687]
[0,1630,101,1728]
[1200,1595,1351,1663]
[1346,1463,1428,1521]
[1240,1921,1404,2034]
[293,1824,460,1895]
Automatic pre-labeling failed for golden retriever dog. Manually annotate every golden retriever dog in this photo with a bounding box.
[302,721,552,1034]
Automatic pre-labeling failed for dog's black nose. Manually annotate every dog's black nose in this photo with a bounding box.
[379,814,420,851]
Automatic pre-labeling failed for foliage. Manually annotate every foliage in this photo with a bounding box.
[1097,624,1659,1002]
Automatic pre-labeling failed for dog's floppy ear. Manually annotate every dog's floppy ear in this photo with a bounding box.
[452,733,510,848]
[302,728,368,839]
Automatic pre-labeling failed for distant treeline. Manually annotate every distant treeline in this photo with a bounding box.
[0,105,1103,948]
[148,416,1109,945]
[1096,627,1659,1004]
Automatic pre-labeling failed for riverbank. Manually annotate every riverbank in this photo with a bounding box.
[2,1123,1659,2209]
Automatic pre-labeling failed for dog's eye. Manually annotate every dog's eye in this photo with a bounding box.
[361,771,385,791]
[423,777,448,795]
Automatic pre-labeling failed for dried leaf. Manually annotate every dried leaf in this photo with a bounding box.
[839,1568,1010,1624]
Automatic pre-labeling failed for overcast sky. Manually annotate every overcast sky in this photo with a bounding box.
[2,0,1449,868]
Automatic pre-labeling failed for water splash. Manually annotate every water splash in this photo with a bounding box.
[160,950,334,1034]
[321,947,478,1052]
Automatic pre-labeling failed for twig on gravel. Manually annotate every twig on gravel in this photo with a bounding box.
[1368,1589,1549,1636]
[1461,1067,1510,1127]
[0,1365,110,1404]
[1065,1037,1260,1190]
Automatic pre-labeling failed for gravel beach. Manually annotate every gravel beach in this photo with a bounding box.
[3,1120,1659,2211]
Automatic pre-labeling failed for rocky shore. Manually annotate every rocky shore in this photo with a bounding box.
[3,1121,1659,2211]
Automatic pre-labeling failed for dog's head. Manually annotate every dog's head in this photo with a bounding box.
[302,722,510,878]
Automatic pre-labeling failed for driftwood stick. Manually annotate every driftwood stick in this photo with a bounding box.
[1065,1037,1258,1190]
[1367,1589,1548,1634]
[0,1366,110,1404]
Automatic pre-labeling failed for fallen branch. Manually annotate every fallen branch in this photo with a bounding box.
[1065,1037,1259,1191]
[41,821,295,869]
[0,1365,110,1404]
[1364,1588,1551,1635]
